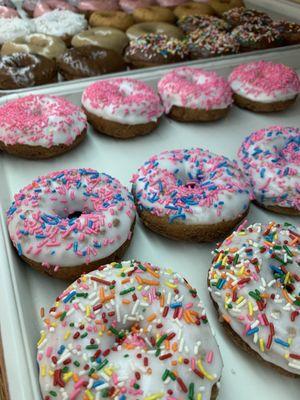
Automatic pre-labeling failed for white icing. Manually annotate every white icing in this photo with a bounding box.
[33,10,87,37]
[0,17,33,44]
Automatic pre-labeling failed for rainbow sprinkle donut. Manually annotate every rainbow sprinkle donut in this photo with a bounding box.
[37,260,223,400]
[132,148,250,242]
[238,126,300,216]
[7,168,136,280]
[208,222,300,376]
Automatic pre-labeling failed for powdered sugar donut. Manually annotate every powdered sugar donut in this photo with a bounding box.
[208,222,300,376]
[0,17,33,45]
[238,126,300,216]
[82,78,164,139]
[37,260,223,399]
[0,94,87,159]
[132,148,250,242]
[158,66,233,122]
[120,0,155,13]
[7,168,136,280]
[228,61,300,113]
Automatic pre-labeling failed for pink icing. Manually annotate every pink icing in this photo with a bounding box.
[157,0,186,6]
[33,0,78,17]
[119,0,155,13]
[76,0,119,11]
[0,5,19,17]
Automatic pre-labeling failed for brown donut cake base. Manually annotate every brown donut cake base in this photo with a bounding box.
[83,108,161,139]
[167,105,230,122]
[253,200,300,216]
[209,293,300,378]
[18,220,135,280]
[0,129,87,159]
[135,207,249,242]
[233,93,297,112]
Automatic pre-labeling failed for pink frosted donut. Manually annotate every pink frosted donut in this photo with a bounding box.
[33,0,78,17]
[0,5,19,18]
[158,66,233,121]
[157,0,186,7]
[119,0,155,13]
[76,0,119,12]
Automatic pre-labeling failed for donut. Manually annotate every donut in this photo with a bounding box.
[208,221,300,376]
[33,10,87,45]
[33,0,78,17]
[231,23,282,52]
[132,148,250,242]
[7,168,136,280]
[0,17,33,45]
[174,2,215,19]
[187,27,240,59]
[125,33,188,68]
[22,0,38,16]
[1,34,67,60]
[157,0,187,7]
[272,20,300,46]
[177,15,229,34]
[228,61,300,112]
[158,67,233,122]
[222,7,272,28]
[208,0,244,16]
[126,21,183,40]
[81,78,164,139]
[0,53,57,90]
[37,260,223,400]
[57,45,126,80]
[71,27,129,55]
[119,0,155,13]
[133,6,176,23]
[238,126,300,215]
[0,94,86,158]
[89,11,134,31]
[76,0,120,15]
[0,5,19,18]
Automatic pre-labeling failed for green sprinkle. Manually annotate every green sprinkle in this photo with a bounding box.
[69,322,75,327]
[120,287,135,296]
[49,391,57,397]
[74,360,80,367]
[88,368,95,376]
[114,263,123,269]
[283,245,293,257]
[60,311,67,321]
[155,348,161,357]
[249,291,261,301]
[139,264,147,271]
[101,388,109,397]
[76,293,88,298]
[162,369,169,381]
[294,300,300,306]
[86,344,98,350]
[274,255,286,265]
[81,332,88,339]
[168,371,176,381]
[133,383,140,389]
[109,326,119,335]
[96,359,108,371]
[233,254,239,265]
[62,366,69,373]
[156,334,168,348]
[188,382,195,400]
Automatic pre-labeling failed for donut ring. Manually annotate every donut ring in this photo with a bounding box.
[0,16,32,45]
[6,168,136,280]
[126,22,183,40]
[222,7,272,29]
[177,15,230,34]
[157,0,187,7]
[0,5,19,18]
[208,0,244,16]
[33,0,78,18]
[76,0,120,15]
[37,260,223,400]
[133,6,176,23]
[119,0,155,13]
[0,52,57,90]
[1,33,67,60]
[132,148,250,242]
[174,2,215,19]
[208,222,300,377]
[89,11,134,31]
[238,126,300,215]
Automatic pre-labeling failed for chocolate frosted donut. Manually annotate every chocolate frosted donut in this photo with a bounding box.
[178,15,230,34]
[0,52,57,90]
[223,7,272,28]
[58,45,126,80]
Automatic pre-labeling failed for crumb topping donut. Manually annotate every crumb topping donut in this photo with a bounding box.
[238,126,300,215]
[174,2,215,19]
[7,169,136,280]
[132,148,250,242]
[82,78,164,138]
[0,17,33,45]
[228,61,300,112]
[178,15,229,34]
[1,34,67,60]
[37,260,223,400]
[0,94,87,158]
[222,7,272,28]
[120,0,155,13]
[133,6,176,23]
[0,52,57,90]
[89,11,134,31]
[71,27,129,55]
[208,222,300,376]
[126,21,183,40]
[158,66,233,122]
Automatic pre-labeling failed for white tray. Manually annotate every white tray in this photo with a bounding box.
[0,63,299,400]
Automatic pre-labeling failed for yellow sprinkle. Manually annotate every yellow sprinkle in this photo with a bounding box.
[64,330,71,340]
[237,266,245,276]
[98,331,103,337]
[284,353,289,359]
[85,389,94,400]
[259,338,265,352]
[63,372,73,382]
[236,296,244,304]
[137,285,143,291]
[104,367,113,377]
[82,276,87,282]
[111,262,117,266]
[197,359,214,381]
[37,331,46,347]
[238,231,246,236]
[178,356,183,364]
[144,393,164,400]
[55,301,60,307]
[284,272,290,285]
[197,394,202,400]
[41,365,46,377]
[288,337,293,345]
[48,369,54,377]
[86,306,91,317]
[166,268,173,274]
[50,322,58,328]
[248,301,253,316]
[165,281,177,289]
[222,256,228,266]
[217,253,223,263]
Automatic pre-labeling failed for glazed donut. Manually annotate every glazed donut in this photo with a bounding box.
[272,20,300,46]
[157,0,187,7]
[1,34,67,60]
[178,15,229,34]
[133,6,176,23]
[89,11,134,31]
[81,78,164,139]
[0,53,57,90]
[238,126,300,215]
[132,148,250,242]
[0,5,19,18]
[222,7,272,28]
[208,0,244,16]
[208,221,300,376]
[33,0,78,17]
[0,94,86,158]
[158,66,233,122]
[37,260,223,400]
[7,168,136,280]
[120,0,155,13]
[0,17,33,45]
[126,22,183,40]
[228,61,300,112]
[71,27,129,55]
[174,2,215,19]
[57,45,126,80]
[76,0,120,14]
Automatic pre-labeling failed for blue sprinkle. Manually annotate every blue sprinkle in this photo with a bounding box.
[63,290,77,303]
[274,338,289,347]
[170,302,182,309]
[246,327,259,336]
[73,242,78,252]
[92,380,106,389]
[17,243,22,255]
[169,214,186,223]
[57,345,65,355]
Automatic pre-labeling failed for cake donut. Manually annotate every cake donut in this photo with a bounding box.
[81,78,164,139]
[0,17,33,45]
[174,2,215,19]
[89,11,134,31]
[120,0,155,13]
[37,260,223,400]
[238,126,300,216]
[158,66,233,122]
[208,222,300,376]
[0,95,87,159]
[133,6,176,23]
[157,0,187,7]
[76,0,120,15]
[208,0,244,16]
[126,22,183,40]
[7,169,136,280]
[228,61,300,112]
[132,148,250,242]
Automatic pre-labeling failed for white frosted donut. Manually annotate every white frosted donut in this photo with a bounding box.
[7,169,136,278]
[37,260,223,399]
[0,17,33,44]
[208,222,300,375]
